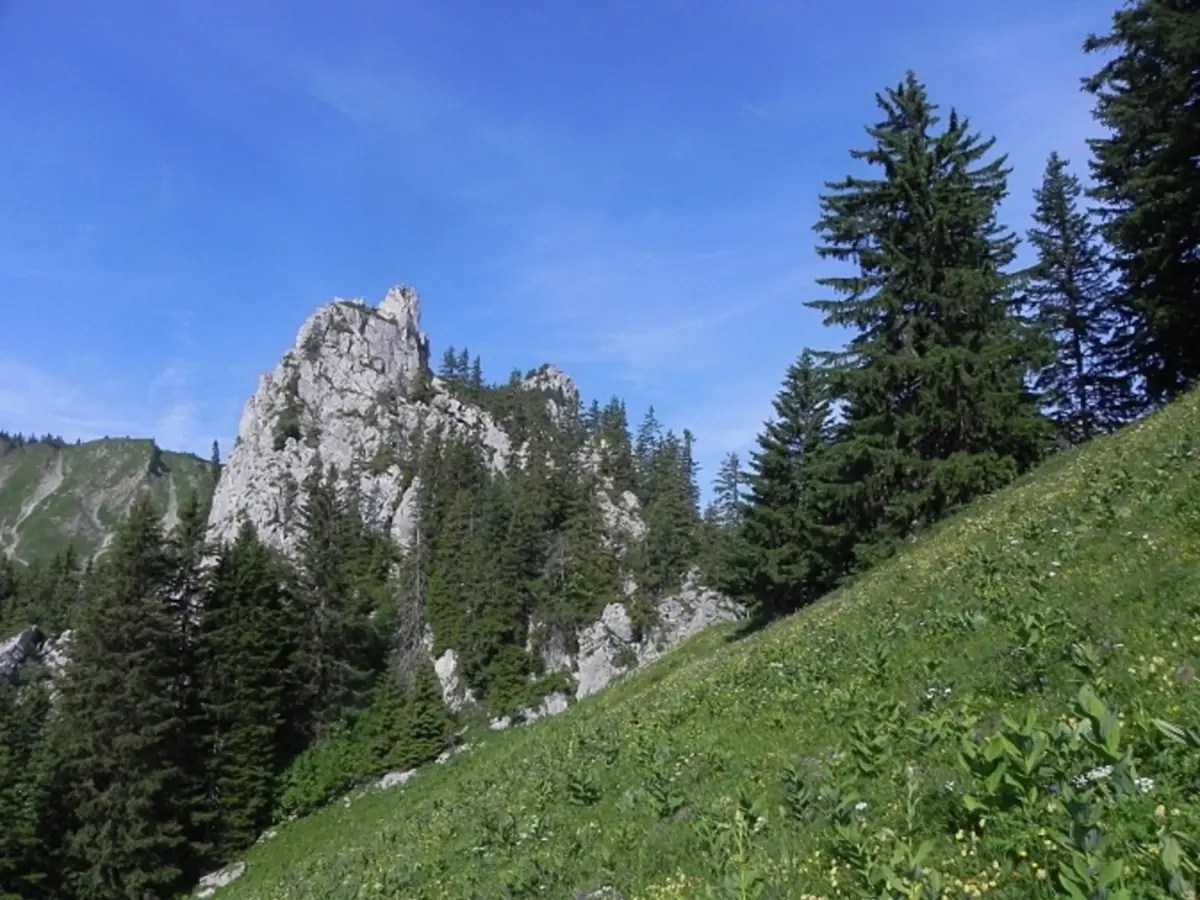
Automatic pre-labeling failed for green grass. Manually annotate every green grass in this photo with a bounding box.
[0,439,212,563]
[218,392,1200,899]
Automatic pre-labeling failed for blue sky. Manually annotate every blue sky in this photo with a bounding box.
[0,0,1115,492]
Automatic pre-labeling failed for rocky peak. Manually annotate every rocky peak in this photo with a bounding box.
[519,364,581,428]
[519,364,578,402]
[206,283,745,714]
[209,286,450,552]
[378,284,421,327]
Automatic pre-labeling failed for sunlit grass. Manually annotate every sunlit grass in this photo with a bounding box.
[216,390,1200,899]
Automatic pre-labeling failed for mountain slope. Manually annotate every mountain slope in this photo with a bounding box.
[205,285,742,717]
[0,436,214,564]
[213,389,1200,898]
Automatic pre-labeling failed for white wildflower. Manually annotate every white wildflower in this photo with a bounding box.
[1072,765,1114,787]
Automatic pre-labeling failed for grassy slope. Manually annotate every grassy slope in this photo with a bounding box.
[219,393,1200,900]
[0,438,213,563]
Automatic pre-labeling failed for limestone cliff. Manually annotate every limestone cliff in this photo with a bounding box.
[207,285,743,712]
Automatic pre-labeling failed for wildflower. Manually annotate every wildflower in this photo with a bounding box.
[1136,776,1155,794]
[1071,764,1113,787]
[854,801,868,812]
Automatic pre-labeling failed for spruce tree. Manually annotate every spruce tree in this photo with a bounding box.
[1083,0,1200,404]
[195,522,293,861]
[634,407,663,495]
[164,492,212,864]
[700,452,745,588]
[807,72,1049,570]
[1026,151,1135,442]
[709,453,744,531]
[361,662,454,774]
[731,351,842,618]
[56,495,198,898]
[0,681,62,900]
[292,464,377,738]
[552,484,621,635]
[438,347,458,381]
[597,399,636,495]
[636,432,700,598]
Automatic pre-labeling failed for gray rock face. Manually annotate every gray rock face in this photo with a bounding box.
[0,627,41,681]
[206,284,747,715]
[208,286,511,554]
[375,769,417,790]
[565,571,745,700]
[431,645,476,712]
[0,626,71,685]
[196,861,245,898]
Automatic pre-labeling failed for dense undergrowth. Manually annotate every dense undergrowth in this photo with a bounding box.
[216,390,1200,899]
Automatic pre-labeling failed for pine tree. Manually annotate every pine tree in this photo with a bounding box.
[439,346,458,381]
[0,557,15,628]
[464,476,542,708]
[55,495,198,898]
[210,439,221,475]
[1026,152,1135,442]
[361,662,454,774]
[680,428,701,512]
[597,399,636,495]
[708,453,744,531]
[807,72,1049,570]
[164,491,212,864]
[1083,0,1200,405]
[0,681,63,900]
[634,407,663,495]
[195,522,293,861]
[636,431,700,598]
[731,351,843,618]
[292,464,378,738]
[550,484,621,636]
[583,399,602,434]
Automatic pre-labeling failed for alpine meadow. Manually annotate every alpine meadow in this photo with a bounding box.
[2,0,1199,898]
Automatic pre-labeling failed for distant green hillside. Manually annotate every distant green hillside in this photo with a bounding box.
[0,436,215,564]
[216,391,1200,899]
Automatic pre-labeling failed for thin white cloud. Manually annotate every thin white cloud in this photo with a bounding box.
[306,69,438,134]
[0,354,213,454]
[0,356,138,438]
[154,402,198,452]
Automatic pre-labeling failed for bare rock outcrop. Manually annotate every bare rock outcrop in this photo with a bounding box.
[208,286,511,554]
[205,285,746,716]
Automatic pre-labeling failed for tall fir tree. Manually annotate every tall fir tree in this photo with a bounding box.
[731,351,843,618]
[55,495,199,899]
[1083,0,1200,405]
[0,680,63,900]
[1026,151,1136,443]
[597,398,636,495]
[636,431,700,599]
[707,453,744,531]
[195,521,294,862]
[292,464,378,738]
[163,491,212,864]
[634,406,663,496]
[807,72,1049,570]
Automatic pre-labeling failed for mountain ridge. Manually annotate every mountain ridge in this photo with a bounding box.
[0,433,214,565]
